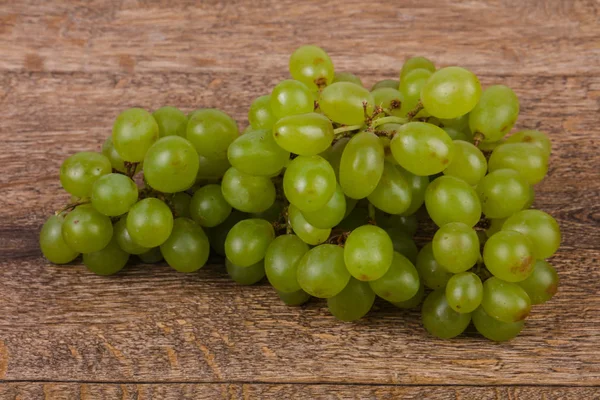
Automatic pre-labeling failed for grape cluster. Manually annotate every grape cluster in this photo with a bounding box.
[40,46,561,341]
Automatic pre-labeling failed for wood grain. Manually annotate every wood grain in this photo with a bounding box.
[0,0,599,396]
[1,383,599,400]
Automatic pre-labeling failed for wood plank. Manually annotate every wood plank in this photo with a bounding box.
[0,0,599,75]
[1,383,599,400]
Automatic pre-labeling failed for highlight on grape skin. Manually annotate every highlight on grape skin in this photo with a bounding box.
[40,45,560,342]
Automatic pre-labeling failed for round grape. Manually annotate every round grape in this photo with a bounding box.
[422,289,471,339]
[445,272,483,314]
[224,218,275,267]
[143,136,199,193]
[505,130,551,156]
[371,79,399,91]
[483,230,535,282]
[432,222,480,273]
[190,184,232,228]
[333,72,363,86]
[488,143,548,185]
[443,140,487,186]
[472,305,524,342]
[161,218,210,272]
[186,109,239,159]
[62,205,113,254]
[328,278,375,322]
[276,289,311,306]
[91,173,138,216]
[112,108,159,162]
[229,128,290,176]
[297,244,351,298]
[416,242,453,290]
[284,155,336,213]
[126,198,174,248]
[319,82,374,125]
[518,260,559,304]
[344,225,394,281]
[138,247,163,264]
[221,167,276,213]
[289,45,335,91]
[83,235,129,276]
[476,169,530,219]
[391,284,425,309]
[248,95,276,130]
[368,162,412,215]
[425,175,481,227]
[398,68,432,117]
[288,204,331,246]
[469,85,519,142]
[421,67,482,119]
[114,217,149,255]
[369,252,420,303]
[171,192,192,218]
[371,87,404,117]
[273,112,334,156]
[226,258,265,285]
[40,215,79,264]
[301,184,346,229]
[264,234,309,293]
[400,56,436,80]
[481,277,531,323]
[339,131,385,199]
[152,106,188,138]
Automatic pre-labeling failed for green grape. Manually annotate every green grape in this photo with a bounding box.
[443,140,486,185]
[126,198,174,248]
[40,215,79,264]
[445,272,483,313]
[391,283,425,309]
[344,225,394,281]
[483,230,535,282]
[443,127,473,142]
[297,244,351,298]
[416,243,453,290]
[344,197,358,217]
[379,135,396,165]
[60,152,112,198]
[367,162,412,215]
[112,108,159,162]
[102,137,141,174]
[488,143,549,185]
[221,167,276,213]
[385,228,418,263]
[432,222,480,273]
[83,236,129,276]
[369,252,419,303]
[486,218,507,238]
[114,217,149,255]
[196,154,231,180]
[321,137,349,180]
[505,130,552,156]
[207,210,247,257]
[248,95,276,130]
[90,173,138,217]
[270,80,315,119]
[395,166,429,216]
[371,79,400,91]
[472,306,524,342]
[288,204,331,245]
[482,277,531,323]
[62,205,113,254]
[398,68,432,117]
[186,109,239,159]
[251,200,284,222]
[190,184,232,228]
[224,218,275,267]
[476,169,529,219]
[400,56,436,80]
[371,88,404,116]
[152,106,188,138]
[228,129,289,176]
[171,192,191,218]
[425,176,481,227]
[438,114,470,131]
[276,289,311,306]
[138,247,163,263]
[502,209,561,259]
[479,139,504,152]
[143,136,199,193]
[339,131,384,199]
[422,289,471,339]
[226,258,265,285]
[264,234,309,293]
[377,211,418,236]
[421,67,482,119]
[301,184,346,229]
[469,85,519,142]
[336,206,369,231]
[289,45,335,91]
[319,82,374,125]
[390,122,454,176]
[332,72,363,86]
[518,260,559,304]
[273,112,334,156]
[160,218,210,272]
[328,278,375,321]
[284,155,336,212]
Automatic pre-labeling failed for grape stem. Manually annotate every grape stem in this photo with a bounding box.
[472,132,484,148]
[405,100,424,121]
[55,200,89,216]
[124,162,140,179]
[367,203,377,225]
[333,125,362,137]
[370,116,407,129]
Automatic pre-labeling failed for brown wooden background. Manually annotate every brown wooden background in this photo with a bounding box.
[1,0,599,399]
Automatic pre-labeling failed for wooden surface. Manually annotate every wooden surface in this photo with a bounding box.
[1,0,600,398]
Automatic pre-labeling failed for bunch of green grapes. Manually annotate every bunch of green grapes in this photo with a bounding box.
[40,45,560,342]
